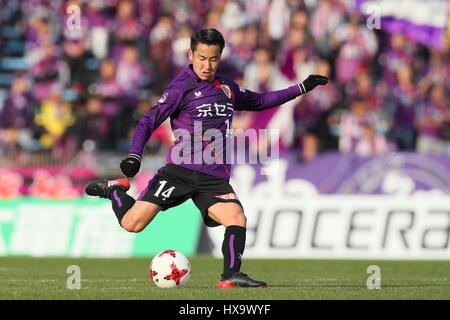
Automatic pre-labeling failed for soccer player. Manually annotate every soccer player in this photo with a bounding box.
[85,28,328,288]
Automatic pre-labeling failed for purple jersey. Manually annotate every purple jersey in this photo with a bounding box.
[130,65,302,180]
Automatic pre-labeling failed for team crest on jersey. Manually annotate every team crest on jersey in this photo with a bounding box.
[158,92,168,103]
[220,84,232,99]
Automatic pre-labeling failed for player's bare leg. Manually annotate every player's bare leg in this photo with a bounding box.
[120,201,162,232]
[207,202,267,288]
[207,202,246,227]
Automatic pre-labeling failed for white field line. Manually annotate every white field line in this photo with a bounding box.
[1,278,448,283]
[0,278,145,282]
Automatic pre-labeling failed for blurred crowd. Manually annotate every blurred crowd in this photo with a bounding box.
[0,0,449,165]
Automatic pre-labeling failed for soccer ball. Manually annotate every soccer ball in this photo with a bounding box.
[150,250,191,288]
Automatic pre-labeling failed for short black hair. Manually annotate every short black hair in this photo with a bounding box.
[190,28,225,54]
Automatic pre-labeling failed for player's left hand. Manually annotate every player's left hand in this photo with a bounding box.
[300,75,329,93]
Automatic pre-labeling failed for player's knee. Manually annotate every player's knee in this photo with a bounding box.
[230,211,246,227]
[121,218,145,233]
[239,213,247,227]
[122,224,144,233]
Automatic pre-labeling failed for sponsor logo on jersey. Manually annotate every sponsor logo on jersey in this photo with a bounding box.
[158,92,168,103]
[214,192,239,200]
[195,103,233,117]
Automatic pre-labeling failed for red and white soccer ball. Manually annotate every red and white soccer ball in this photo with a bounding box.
[150,250,191,288]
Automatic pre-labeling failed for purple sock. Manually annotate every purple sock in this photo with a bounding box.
[221,225,246,278]
[109,186,135,225]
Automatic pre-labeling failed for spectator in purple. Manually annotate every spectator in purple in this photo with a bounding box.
[220,1,247,32]
[205,6,226,33]
[116,44,150,141]
[136,0,162,37]
[85,0,109,29]
[416,84,450,154]
[267,0,291,45]
[0,74,35,158]
[310,0,345,59]
[243,47,285,93]
[292,45,317,84]
[68,95,113,151]
[149,14,175,91]
[389,64,418,151]
[94,59,123,114]
[116,45,148,98]
[242,46,288,153]
[29,41,64,102]
[171,25,194,75]
[332,13,378,85]
[278,28,308,81]
[85,0,110,59]
[93,58,124,147]
[290,9,309,31]
[339,98,381,154]
[240,0,270,26]
[418,49,450,96]
[348,71,391,137]
[294,59,339,161]
[110,0,142,57]
[62,38,95,92]
[222,27,254,78]
[354,121,391,157]
[24,15,57,51]
[347,72,377,109]
[378,33,415,87]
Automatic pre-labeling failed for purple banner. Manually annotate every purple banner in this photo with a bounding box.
[356,0,448,48]
[235,152,450,195]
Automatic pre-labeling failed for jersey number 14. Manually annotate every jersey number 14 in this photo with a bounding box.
[154,180,175,198]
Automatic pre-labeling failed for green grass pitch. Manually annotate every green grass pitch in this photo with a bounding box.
[0,256,449,300]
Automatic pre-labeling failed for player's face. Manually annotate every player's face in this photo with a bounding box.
[188,43,221,82]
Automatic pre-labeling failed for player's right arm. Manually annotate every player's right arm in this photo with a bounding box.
[120,85,184,177]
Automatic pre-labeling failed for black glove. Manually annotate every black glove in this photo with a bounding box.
[299,75,329,93]
[120,154,142,177]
